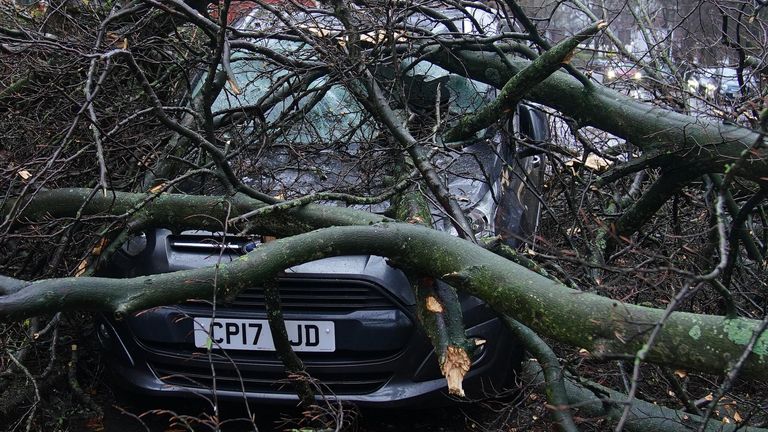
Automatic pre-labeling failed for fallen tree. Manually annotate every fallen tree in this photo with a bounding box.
[1,212,767,378]
[2,0,767,430]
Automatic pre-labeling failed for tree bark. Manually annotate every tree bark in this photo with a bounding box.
[522,360,768,432]
[1,223,767,379]
[1,188,386,236]
[444,21,606,143]
[427,49,767,181]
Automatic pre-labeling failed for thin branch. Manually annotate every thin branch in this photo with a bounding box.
[504,317,578,432]
[444,20,607,143]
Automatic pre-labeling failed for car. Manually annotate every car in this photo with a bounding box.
[603,61,644,83]
[719,79,743,100]
[96,6,550,407]
[687,67,732,99]
[686,72,718,99]
[718,79,757,102]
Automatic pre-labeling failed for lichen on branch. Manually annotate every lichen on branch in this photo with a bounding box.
[1,222,767,379]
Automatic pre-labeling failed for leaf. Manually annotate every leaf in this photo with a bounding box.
[584,154,611,171]
[17,169,31,180]
[674,369,687,378]
[564,154,611,172]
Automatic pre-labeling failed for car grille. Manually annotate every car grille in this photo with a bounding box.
[136,276,408,396]
[138,339,405,365]
[149,360,391,395]
[221,278,396,311]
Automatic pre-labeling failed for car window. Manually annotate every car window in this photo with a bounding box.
[403,59,495,113]
[209,41,373,146]
[206,37,495,146]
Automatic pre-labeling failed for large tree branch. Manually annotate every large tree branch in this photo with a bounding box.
[1,222,767,379]
[426,49,768,181]
[521,361,768,432]
[444,21,606,143]
[1,188,387,236]
[413,277,474,397]
[605,169,699,257]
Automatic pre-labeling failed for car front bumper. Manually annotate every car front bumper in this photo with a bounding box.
[98,304,519,407]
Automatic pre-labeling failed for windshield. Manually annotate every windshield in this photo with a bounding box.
[204,35,498,201]
[211,41,494,143]
[194,9,535,245]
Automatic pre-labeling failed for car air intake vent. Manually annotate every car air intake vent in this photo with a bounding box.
[150,361,390,395]
[225,278,395,311]
[168,234,256,254]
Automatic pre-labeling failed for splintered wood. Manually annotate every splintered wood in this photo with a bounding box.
[442,345,471,397]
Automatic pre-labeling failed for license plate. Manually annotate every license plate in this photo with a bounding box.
[193,318,335,352]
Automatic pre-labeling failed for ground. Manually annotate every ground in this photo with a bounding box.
[66,386,555,432]
[53,334,556,432]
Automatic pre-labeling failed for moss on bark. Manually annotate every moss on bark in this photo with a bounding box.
[2,223,767,378]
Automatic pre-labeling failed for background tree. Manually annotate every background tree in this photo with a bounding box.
[1,0,767,430]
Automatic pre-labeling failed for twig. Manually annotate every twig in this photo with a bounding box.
[229,180,409,228]
[504,318,578,432]
[6,349,40,432]
[613,281,698,432]
[67,344,103,417]
[697,313,768,432]
[502,0,593,87]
